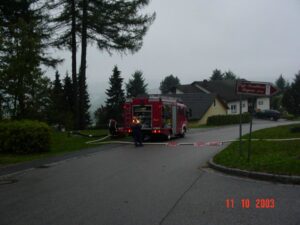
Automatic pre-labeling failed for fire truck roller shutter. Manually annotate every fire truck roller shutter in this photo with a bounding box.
[172,105,177,136]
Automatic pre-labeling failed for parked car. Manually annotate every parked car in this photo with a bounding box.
[255,110,281,121]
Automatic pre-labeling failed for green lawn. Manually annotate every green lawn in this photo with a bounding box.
[78,129,109,136]
[213,124,300,176]
[0,130,124,166]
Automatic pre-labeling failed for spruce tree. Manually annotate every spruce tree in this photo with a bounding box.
[282,71,300,116]
[63,72,74,114]
[159,75,180,94]
[271,74,288,110]
[26,71,52,121]
[275,74,288,91]
[94,105,107,128]
[49,71,65,126]
[210,69,224,81]
[63,72,76,129]
[0,0,60,119]
[50,0,79,128]
[126,71,148,97]
[105,66,125,122]
[51,0,155,129]
[223,70,237,80]
[78,70,91,129]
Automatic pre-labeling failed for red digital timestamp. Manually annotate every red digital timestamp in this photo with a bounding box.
[226,198,275,209]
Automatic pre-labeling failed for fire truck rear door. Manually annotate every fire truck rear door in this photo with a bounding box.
[172,105,177,135]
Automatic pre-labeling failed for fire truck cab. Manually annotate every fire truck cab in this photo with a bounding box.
[122,96,188,140]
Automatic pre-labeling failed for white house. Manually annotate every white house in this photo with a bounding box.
[170,80,271,114]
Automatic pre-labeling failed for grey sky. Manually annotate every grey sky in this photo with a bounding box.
[46,0,300,111]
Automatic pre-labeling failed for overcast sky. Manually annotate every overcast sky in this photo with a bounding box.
[46,0,300,112]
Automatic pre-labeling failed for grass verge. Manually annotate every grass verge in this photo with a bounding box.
[213,123,300,176]
[188,120,212,129]
[0,130,128,166]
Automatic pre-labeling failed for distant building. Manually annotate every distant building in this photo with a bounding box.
[170,80,270,115]
[166,93,228,125]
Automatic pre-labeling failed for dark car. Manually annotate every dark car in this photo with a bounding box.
[255,110,281,121]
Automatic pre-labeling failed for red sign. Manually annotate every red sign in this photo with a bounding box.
[236,81,279,96]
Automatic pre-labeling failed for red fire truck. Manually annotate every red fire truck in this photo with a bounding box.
[121,96,188,140]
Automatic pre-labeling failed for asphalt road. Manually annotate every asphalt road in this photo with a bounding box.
[0,120,299,225]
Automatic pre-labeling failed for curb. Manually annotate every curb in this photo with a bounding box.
[208,159,300,185]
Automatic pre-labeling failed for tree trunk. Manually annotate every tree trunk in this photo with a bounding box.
[78,0,88,129]
[17,74,25,119]
[71,0,79,129]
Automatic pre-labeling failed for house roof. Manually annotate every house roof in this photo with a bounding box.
[165,93,227,120]
[191,80,242,102]
[171,84,201,93]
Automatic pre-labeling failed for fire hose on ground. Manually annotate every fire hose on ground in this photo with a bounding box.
[85,136,300,147]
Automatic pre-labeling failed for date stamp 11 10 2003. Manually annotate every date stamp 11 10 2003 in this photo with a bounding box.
[226,198,275,209]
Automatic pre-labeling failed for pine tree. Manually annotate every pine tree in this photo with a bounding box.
[210,69,224,81]
[49,71,65,126]
[50,0,79,128]
[94,105,107,128]
[223,70,237,80]
[78,0,155,129]
[126,71,148,97]
[275,74,288,91]
[63,72,74,114]
[78,70,91,129]
[50,0,155,129]
[78,0,89,130]
[159,75,180,94]
[282,71,300,116]
[62,72,75,129]
[105,66,125,122]
[26,71,52,121]
[0,0,60,119]
[271,74,288,111]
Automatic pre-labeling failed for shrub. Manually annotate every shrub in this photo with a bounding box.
[207,113,251,126]
[0,120,51,153]
[281,112,295,120]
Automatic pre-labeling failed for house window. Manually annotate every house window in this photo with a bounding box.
[258,100,264,105]
[242,103,246,108]
[230,104,237,113]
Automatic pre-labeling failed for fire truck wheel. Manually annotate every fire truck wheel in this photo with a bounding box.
[180,128,186,138]
[179,127,186,138]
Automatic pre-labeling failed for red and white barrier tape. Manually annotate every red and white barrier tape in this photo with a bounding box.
[86,137,300,147]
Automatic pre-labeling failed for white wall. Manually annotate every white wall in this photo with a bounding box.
[227,100,248,115]
[227,98,270,114]
[256,97,270,111]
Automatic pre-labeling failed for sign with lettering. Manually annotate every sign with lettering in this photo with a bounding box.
[236,81,279,96]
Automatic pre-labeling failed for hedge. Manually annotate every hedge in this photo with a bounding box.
[0,120,51,153]
[207,113,251,126]
[282,114,296,121]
